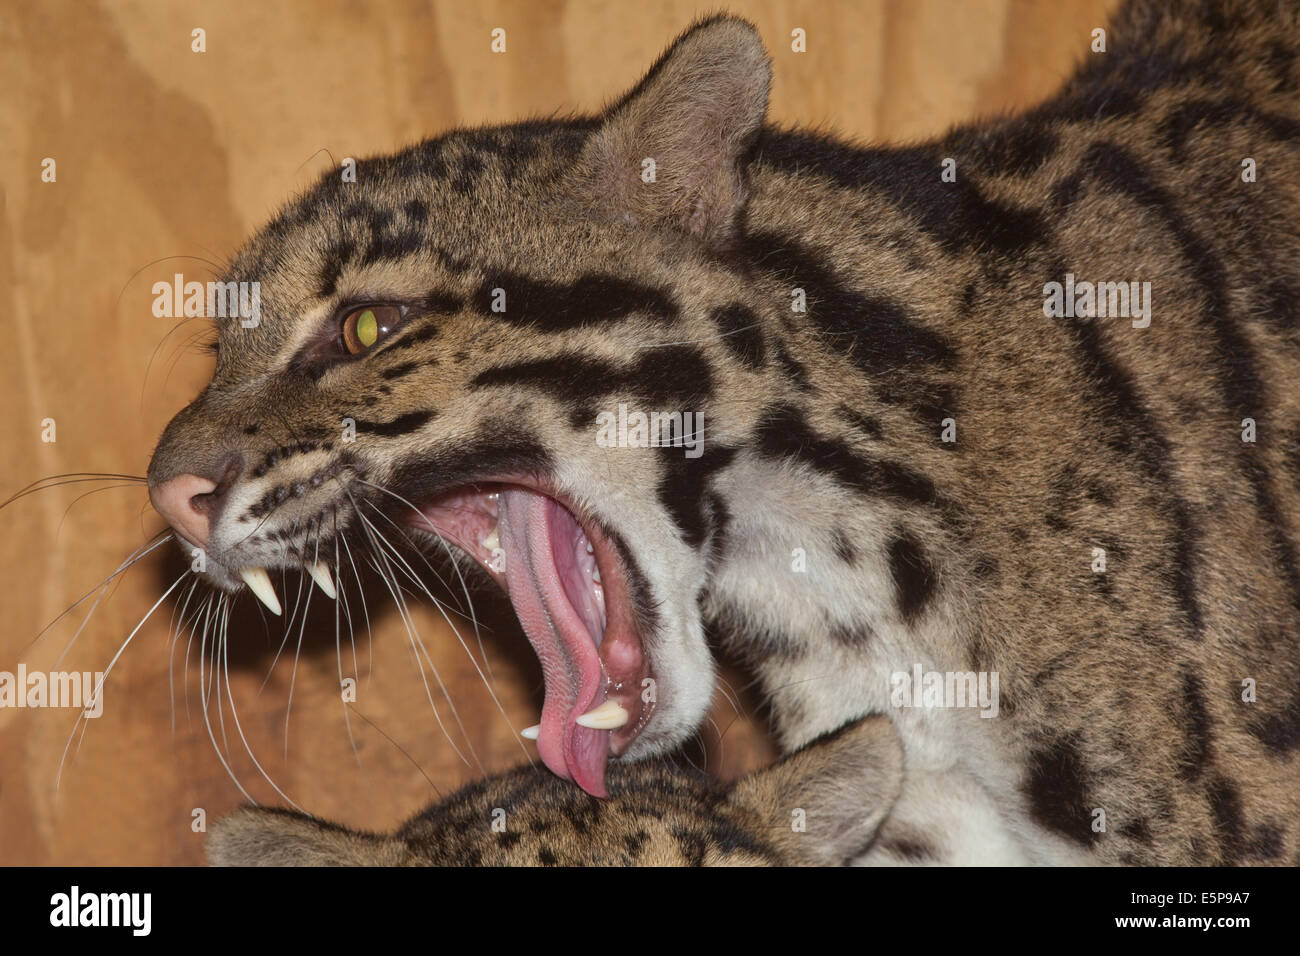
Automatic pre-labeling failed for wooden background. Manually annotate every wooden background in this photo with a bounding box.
[0,0,1115,864]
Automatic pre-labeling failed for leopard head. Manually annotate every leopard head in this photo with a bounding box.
[148,17,784,795]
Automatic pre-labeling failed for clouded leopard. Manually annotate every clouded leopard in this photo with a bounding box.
[147,0,1300,865]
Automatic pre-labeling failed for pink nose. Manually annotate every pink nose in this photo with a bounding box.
[150,474,218,548]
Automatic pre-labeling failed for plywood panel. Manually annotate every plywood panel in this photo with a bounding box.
[0,0,1116,864]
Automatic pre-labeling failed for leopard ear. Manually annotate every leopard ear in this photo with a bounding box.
[207,807,405,866]
[729,714,904,866]
[575,15,771,245]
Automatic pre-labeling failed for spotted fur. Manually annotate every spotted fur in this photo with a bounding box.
[152,1,1300,865]
[208,716,902,866]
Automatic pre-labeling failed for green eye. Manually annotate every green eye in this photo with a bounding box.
[356,309,378,346]
[341,305,399,355]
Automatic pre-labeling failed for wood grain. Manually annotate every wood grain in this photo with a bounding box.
[0,0,1116,864]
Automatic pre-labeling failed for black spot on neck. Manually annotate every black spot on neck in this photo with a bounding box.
[1023,733,1099,846]
[887,532,936,624]
[657,446,738,548]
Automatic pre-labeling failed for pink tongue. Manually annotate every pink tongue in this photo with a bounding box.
[497,489,609,797]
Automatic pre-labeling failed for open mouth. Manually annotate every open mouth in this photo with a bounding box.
[403,483,654,797]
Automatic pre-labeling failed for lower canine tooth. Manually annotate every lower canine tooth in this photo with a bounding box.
[482,527,500,552]
[305,561,337,600]
[520,724,540,740]
[575,700,628,730]
[239,567,282,616]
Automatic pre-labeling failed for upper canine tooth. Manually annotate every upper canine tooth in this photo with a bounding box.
[239,567,282,616]
[482,527,500,552]
[305,561,337,600]
[520,724,541,740]
[575,700,628,730]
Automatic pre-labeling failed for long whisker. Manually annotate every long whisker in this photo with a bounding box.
[346,704,442,798]
[349,496,474,769]
[45,533,173,664]
[1,475,149,515]
[352,478,492,677]
[281,565,315,758]
[336,498,375,683]
[183,593,217,730]
[211,596,231,756]
[360,509,488,776]
[358,499,531,766]
[219,604,305,813]
[330,534,360,763]
[56,571,190,789]
[167,579,201,734]
[141,315,214,412]
[54,483,149,540]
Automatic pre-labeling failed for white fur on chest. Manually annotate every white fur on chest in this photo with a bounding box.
[708,458,1088,865]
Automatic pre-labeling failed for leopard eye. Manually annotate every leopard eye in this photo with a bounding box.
[341,305,400,355]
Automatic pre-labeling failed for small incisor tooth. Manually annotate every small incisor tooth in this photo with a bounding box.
[574,699,628,730]
[239,567,282,616]
[520,724,541,740]
[305,561,337,600]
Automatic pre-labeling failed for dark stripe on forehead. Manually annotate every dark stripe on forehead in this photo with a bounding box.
[471,346,713,414]
[736,231,956,380]
[352,410,435,438]
[472,273,679,331]
[360,228,426,267]
[754,403,937,508]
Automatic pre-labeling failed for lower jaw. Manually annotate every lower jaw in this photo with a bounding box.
[406,481,653,796]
